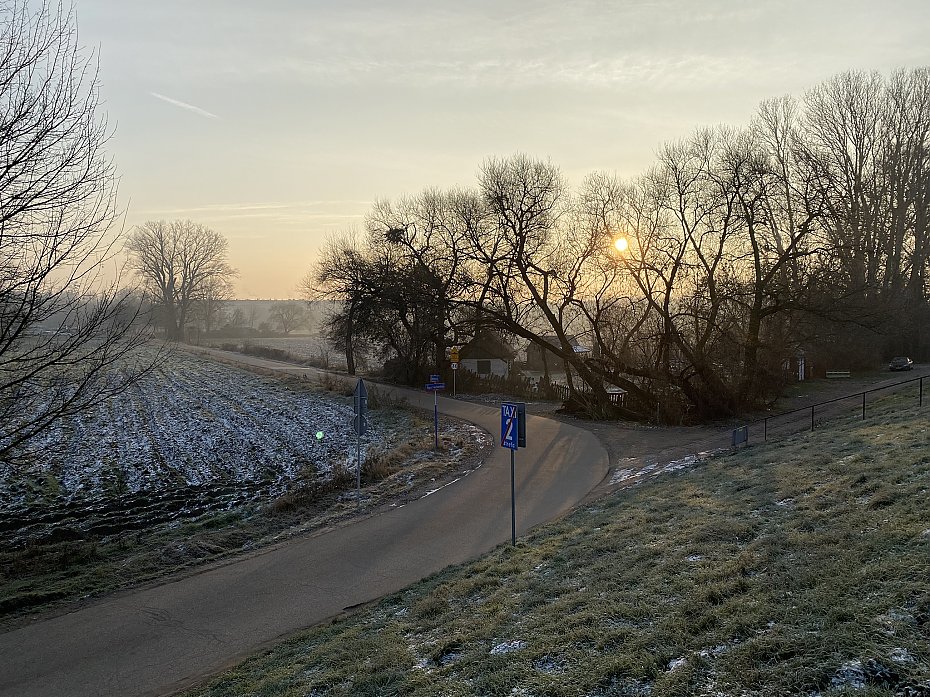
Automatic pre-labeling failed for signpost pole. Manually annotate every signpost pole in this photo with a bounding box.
[511,448,516,546]
[353,379,368,507]
[450,348,459,398]
[424,376,445,450]
[500,402,521,546]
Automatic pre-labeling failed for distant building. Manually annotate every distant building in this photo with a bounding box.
[459,331,515,379]
[525,335,590,371]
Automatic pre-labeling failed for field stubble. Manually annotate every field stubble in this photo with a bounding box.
[0,350,491,623]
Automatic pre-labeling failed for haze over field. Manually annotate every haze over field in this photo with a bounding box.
[75,0,930,298]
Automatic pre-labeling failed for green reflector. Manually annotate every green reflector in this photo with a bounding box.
[315,431,324,440]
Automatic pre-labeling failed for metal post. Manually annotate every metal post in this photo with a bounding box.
[862,392,866,420]
[434,390,439,450]
[511,448,516,546]
[921,377,924,407]
[811,405,815,431]
[356,433,361,506]
[764,418,767,442]
[453,369,456,397]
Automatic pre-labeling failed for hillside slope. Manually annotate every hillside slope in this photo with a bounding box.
[189,393,930,697]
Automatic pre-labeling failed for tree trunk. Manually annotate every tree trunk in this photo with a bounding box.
[345,311,356,375]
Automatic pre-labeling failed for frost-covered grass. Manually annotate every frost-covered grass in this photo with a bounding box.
[1,350,408,546]
[187,393,930,697]
[0,350,491,621]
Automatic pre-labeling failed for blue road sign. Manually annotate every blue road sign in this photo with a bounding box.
[430,374,441,383]
[425,382,445,391]
[501,402,518,450]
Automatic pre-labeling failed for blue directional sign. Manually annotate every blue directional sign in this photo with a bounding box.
[429,374,441,383]
[425,382,445,391]
[501,402,519,450]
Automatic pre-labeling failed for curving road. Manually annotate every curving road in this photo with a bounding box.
[0,350,609,697]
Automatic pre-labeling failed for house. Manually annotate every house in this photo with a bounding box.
[458,331,515,379]
[525,335,590,371]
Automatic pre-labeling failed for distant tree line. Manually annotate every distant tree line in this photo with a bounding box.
[308,68,930,422]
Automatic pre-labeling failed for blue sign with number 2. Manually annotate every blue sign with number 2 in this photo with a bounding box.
[501,403,519,450]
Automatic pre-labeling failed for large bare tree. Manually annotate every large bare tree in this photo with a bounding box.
[269,301,309,335]
[0,1,151,462]
[126,220,236,340]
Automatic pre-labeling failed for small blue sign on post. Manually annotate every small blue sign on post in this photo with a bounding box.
[501,402,520,546]
[426,378,445,450]
[501,402,519,450]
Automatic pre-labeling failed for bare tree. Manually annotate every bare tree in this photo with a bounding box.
[0,1,152,462]
[229,306,247,329]
[302,232,369,374]
[125,220,236,340]
[192,276,235,334]
[367,187,485,371]
[246,303,259,330]
[269,301,309,335]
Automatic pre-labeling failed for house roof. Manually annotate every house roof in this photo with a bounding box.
[460,331,515,360]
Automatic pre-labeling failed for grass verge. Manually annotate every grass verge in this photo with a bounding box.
[187,394,930,697]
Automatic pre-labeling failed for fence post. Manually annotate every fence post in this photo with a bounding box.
[862,392,866,420]
[764,418,767,442]
[921,377,924,407]
[811,405,815,431]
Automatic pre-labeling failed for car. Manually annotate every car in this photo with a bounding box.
[888,356,914,371]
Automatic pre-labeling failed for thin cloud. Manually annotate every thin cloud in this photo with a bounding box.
[135,200,371,216]
[149,91,218,119]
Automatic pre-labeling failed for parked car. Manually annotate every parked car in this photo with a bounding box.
[888,356,914,371]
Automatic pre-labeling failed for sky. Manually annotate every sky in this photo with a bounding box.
[73,0,930,299]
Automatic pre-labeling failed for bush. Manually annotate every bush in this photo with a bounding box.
[268,465,355,514]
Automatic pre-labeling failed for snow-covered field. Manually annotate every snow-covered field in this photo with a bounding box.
[0,351,422,546]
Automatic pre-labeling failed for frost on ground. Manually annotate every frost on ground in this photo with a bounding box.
[490,639,527,655]
[609,450,723,487]
[0,351,472,546]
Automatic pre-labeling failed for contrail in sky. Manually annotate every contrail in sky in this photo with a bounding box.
[150,92,218,119]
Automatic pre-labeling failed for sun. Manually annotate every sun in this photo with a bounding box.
[613,237,629,253]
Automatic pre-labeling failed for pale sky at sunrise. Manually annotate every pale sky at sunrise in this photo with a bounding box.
[75,0,930,299]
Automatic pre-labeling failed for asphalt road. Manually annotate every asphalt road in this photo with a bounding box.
[0,350,609,697]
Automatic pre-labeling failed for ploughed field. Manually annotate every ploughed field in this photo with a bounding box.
[0,350,418,548]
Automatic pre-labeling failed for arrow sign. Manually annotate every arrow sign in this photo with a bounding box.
[353,379,368,417]
[501,402,518,450]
